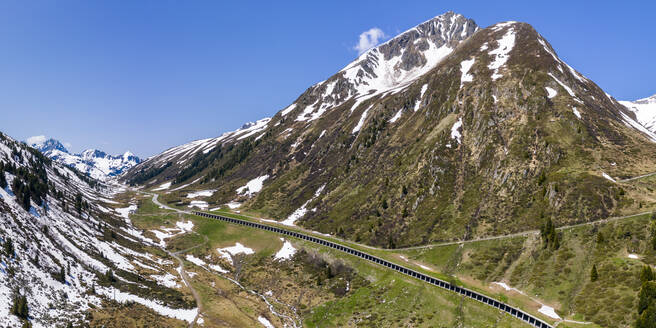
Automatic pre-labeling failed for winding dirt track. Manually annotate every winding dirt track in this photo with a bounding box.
[168,249,203,328]
[146,193,205,327]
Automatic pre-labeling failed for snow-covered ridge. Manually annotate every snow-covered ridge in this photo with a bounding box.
[620,94,656,134]
[1,132,203,326]
[132,117,271,174]
[284,11,478,123]
[27,137,141,181]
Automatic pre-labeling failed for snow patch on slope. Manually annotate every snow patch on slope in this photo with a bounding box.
[217,243,255,265]
[153,182,172,191]
[451,118,463,143]
[281,184,326,226]
[488,26,516,80]
[186,190,215,198]
[115,204,137,219]
[258,316,275,328]
[150,273,180,288]
[545,87,557,99]
[389,109,404,123]
[352,105,373,133]
[187,200,209,210]
[538,305,561,320]
[548,73,583,104]
[460,58,475,88]
[96,286,197,322]
[414,84,429,112]
[236,175,270,196]
[274,239,297,261]
[602,172,616,183]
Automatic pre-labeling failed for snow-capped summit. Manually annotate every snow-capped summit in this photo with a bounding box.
[284,11,478,123]
[27,136,142,181]
[26,136,70,153]
[619,94,656,133]
[123,150,135,159]
[80,149,108,160]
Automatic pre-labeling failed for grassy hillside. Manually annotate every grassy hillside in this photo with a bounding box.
[392,212,656,327]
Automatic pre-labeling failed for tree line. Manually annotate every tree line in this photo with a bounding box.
[1,159,49,211]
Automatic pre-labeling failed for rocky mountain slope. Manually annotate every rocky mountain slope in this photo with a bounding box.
[27,136,141,181]
[124,12,656,248]
[620,94,656,133]
[0,132,196,327]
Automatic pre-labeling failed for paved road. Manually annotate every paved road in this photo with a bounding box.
[151,193,188,213]
[618,171,656,182]
[389,210,655,251]
[194,210,552,328]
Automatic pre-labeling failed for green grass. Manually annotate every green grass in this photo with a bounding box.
[135,193,535,327]
[140,193,656,327]
[299,240,527,328]
[390,213,656,327]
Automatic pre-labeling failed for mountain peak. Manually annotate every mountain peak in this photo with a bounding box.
[282,12,478,123]
[25,137,142,180]
[26,136,69,153]
[81,148,107,159]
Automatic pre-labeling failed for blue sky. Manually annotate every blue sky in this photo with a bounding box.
[1,1,654,157]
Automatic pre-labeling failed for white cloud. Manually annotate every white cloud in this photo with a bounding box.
[64,142,72,149]
[354,28,386,55]
[26,135,47,146]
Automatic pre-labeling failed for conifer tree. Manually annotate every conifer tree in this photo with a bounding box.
[3,237,14,257]
[540,217,560,250]
[0,167,6,189]
[105,269,116,283]
[641,266,655,284]
[590,264,599,282]
[75,192,83,214]
[11,294,28,319]
[551,232,560,250]
[637,281,656,328]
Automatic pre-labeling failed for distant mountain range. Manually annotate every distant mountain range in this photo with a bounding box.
[26,136,141,180]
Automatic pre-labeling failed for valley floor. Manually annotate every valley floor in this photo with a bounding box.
[116,191,537,327]
[88,170,656,328]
